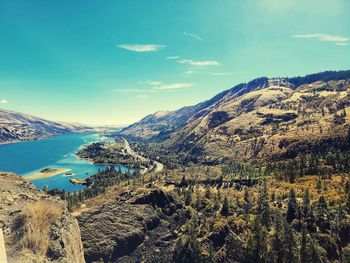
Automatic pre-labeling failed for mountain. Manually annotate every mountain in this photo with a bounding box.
[121,70,350,165]
[0,109,95,144]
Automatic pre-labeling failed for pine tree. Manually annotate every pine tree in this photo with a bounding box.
[300,225,310,263]
[345,181,350,194]
[243,188,252,214]
[302,189,311,217]
[309,240,324,263]
[185,190,192,206]
[286,189,297,223]
[283,221,298,263]
[221,196,229,217]
[258,181,271,228]
[271,211,284,263]
[346,191,350,211]
[205,185,212,199]
[249,216,268,263]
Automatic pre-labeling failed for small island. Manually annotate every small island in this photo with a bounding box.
[24,167,71,180]
[69,178,87,185]
[63,172,76,177]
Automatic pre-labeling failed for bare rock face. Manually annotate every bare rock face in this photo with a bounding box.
[78,189,184,263]
[0,172,85,263]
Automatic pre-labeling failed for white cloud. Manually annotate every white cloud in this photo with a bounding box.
[335,42,348,46]
[177,59,220,67]
[184,32,203,41]
[166,56,180,60]
[147,81,193,90]
[185,70,197,75]
[0,99,8,104]
[116,44,165,52]
[136,94,149,99]
[211,72,232,76]
[292,33,349,45]
[115,88,156,93]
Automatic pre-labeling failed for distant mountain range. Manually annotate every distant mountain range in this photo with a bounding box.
[0,109,96,143]
[121,70,350,164]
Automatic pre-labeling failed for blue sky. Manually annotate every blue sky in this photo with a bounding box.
[0,0,349,125]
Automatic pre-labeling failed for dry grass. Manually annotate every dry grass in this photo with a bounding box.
[19,200,62,256]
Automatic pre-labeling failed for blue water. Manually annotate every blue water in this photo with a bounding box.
[0,133,131,192]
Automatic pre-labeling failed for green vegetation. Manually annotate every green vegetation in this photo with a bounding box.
[48,166,136,210]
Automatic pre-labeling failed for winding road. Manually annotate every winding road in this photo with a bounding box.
[122,138,164,174]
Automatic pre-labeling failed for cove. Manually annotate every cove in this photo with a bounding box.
[0,133,131,192]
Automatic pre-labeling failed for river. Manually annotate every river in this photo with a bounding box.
[0,133,131,192]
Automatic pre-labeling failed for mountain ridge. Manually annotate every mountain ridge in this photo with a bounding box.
[121,70,350,165]
[0,108,95,144]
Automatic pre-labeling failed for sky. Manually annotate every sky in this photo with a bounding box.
[0,0,349,126]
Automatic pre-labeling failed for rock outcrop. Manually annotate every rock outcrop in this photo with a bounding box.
[78,189,184,263]
[0,172,85,263]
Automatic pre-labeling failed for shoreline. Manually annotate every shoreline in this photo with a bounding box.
[24,168,71,180]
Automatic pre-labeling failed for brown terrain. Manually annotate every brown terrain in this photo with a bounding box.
[0,172,85,263]
[121,71,350,165]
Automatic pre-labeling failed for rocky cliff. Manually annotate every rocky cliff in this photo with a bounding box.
[0,172,85,263]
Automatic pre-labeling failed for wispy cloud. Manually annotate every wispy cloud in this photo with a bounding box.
[116,44,165,52]
[115,88,156,93]
[0,99,8,104]
[166,56,180,60]
[136,94,149,99]
[184,32,203,41]
[185,70,197,75]
[292,33,349,46]
[335,42,348,46]
[177,59,220,67]
[147,81,193,90]
[211,72,232,76]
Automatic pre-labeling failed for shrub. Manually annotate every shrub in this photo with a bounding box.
[18,200,62,256]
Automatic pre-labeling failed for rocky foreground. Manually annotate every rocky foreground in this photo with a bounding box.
[78,189,186,262]
[0,172,85,263]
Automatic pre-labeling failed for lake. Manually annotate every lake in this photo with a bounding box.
[0,133,131,192]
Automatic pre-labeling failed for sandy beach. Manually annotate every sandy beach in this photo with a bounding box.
[24,168,71,180]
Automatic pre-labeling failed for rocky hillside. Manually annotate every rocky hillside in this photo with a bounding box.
[77,189,186,263]
[0,109,94,144]
[121,70,350,164]
[0,172,85,263]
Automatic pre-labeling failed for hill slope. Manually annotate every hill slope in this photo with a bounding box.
[121,70,350,164]
[0,109,94,143]
[0,172,85,262]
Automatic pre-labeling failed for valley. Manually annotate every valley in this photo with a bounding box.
[1,70,350,263]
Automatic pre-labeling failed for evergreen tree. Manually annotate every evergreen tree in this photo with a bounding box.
[345,181,350,194]
[258,181,271,228]
[205,185,212,199]
[248,216,268,263]
[185,190,192,206]
[302,189,311,217]
[309,240,324,263]
[283,221,298,263]
[221,196,229,217]
[346,191,350,211]
[300,225,310,263]
[243,188,252,214]
[271,211,284,263]
[286,189,297,223]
